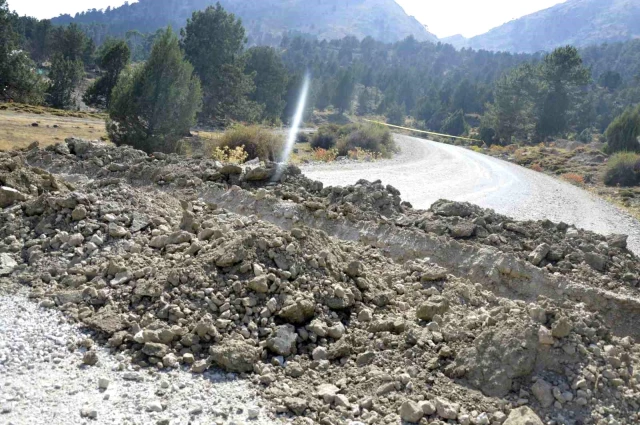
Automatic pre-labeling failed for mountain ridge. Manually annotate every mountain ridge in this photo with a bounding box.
[445,0,640,53]
[51,0,438,46]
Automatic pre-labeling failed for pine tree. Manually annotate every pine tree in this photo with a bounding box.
[244,46,288,123]
[535,46,591,139]
[182,3,259,125]
[46,54,84,109]
[107,28,202,153]
[333,69,355,114]
[84,39,130,108]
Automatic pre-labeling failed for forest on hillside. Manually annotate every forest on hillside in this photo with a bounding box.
[3,0,640,151]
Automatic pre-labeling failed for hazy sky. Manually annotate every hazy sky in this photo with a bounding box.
[396,0,567,38]
[10,0,567,39]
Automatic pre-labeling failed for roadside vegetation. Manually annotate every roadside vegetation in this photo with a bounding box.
[310,123,396,160]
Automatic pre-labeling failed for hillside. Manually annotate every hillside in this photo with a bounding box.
[51,0,437,46]
[447,0,640,53]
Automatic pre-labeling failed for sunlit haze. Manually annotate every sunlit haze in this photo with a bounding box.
[396,0,567,38]
[11,0,568,39]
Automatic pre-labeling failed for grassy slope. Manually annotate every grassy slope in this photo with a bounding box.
[0,105,107,151]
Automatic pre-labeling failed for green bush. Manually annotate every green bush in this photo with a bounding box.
[605,106,640,153]
[107,29,202,153]
[603,152,640,187]
[441,109,468,137]
[479,126,497,146]
[296,132,310,144]
[310,124,340,149]
[335,123,396,158]
[218,125,283,162]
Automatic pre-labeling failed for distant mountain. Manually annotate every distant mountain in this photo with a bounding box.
[51,0,437,46]
[446,0,640,53]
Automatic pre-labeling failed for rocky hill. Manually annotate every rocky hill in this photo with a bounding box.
[51,0,437,46]
[1,138,640,424]
[446,0,640,53]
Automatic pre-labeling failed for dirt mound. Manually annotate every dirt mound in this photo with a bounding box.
[1,139,639,425]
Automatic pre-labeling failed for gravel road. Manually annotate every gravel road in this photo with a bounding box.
[0,288,281,425]
[302,134,640,255]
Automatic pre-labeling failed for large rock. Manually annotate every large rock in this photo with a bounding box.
[531,378,554,408]
[528,243,550,266]
[278,299,315,324]
[267,325,298,356]
[0,253,17,276]
[453,323,538,397]
[209,340,261,373]
[0,186,27,208]
[607,234,628,249]
[83,306,128,335]
[244,167,274,181]
[584,252,607,272]
[416,296,449,321]
[431,200,474,217]
[503,407,544,425]
[399,400,424,423]
[142,342,169,358]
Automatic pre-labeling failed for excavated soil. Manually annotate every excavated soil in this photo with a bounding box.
[1,138,639,425]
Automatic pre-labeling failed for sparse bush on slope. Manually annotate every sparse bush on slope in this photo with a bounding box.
[311,123,396,158]
[217,125,283,162]
[603,152,640,187]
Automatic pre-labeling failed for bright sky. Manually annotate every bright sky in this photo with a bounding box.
[10,0,567,39]
[396,0,567,38]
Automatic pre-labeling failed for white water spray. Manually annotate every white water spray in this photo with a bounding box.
[273,72,311,181]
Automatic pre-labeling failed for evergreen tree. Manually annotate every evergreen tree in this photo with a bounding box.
[605,106,640,153]
[315,80,334,111]
[244,46,288,123]
[51,23,90,63]
[107,28,202,153]
[441,109,468,136]
[83,39,130,108]
[386,102,405,126]
[46,53,84,109]
[333,69,355,114]
[181,3,258,125]
[357,88,372,116]
[535,46,590,139]
[0,0,46,104]
[486,64,539,143]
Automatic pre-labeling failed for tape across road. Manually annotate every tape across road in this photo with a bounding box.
[362,119,482,143]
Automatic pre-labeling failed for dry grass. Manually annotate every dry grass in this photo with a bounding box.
[313,148,338,162]
[561,173,586,185]
[0,109,108,151]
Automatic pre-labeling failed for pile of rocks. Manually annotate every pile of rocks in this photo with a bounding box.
[0,139,639,425]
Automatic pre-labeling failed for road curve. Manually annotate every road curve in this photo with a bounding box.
[301,134,640,255]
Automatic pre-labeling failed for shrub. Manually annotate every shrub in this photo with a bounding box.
[210,145,249,163]
[561,173,585,185]
[296,132,310,144]
[530,163,543,172]
[603,152,640,187]
[578,128,593,143]
[218,125,283,162]
[347,147,381,161]
[335,123,396,158]
[313,148,338,162]
[440,109,467,137]
[604,106,640,153]
[311,125,340,150]
[478,126,497,146]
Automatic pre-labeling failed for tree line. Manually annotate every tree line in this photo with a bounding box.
[2,0,639,154]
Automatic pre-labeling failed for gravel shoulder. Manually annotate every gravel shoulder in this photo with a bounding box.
[0,287,282,425]
[302,134,640,255]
